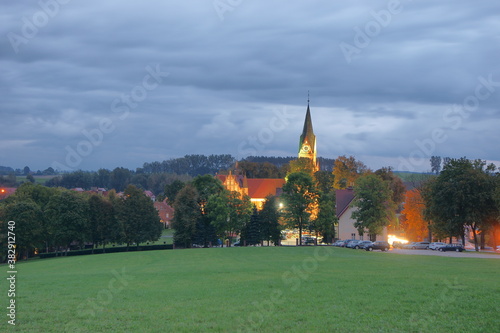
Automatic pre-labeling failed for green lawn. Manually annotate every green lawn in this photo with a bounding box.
[5,247,500,332]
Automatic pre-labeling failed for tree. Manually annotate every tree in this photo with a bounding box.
[23,166,31,175]
[289,158,316,177]
[430,156,442,174]
[423,158,499,250]
[26,174,35,183]
[351,174,396,241]
[172,184,199,248]
[259,196,282,246]
[314,170,334,194]
[87,195,120,253]
[164,180,186,205]
[110,167,132,192]
[374,167,406,209]
[1,200,44,259]
[45,190,89,254]
[282,172,318,244]
[312,192,337,244]
[117,185,162,249]
[401,189,428,241]
[191,175,224,247]
[207,191,252,246]
[333,155,368,189]
[240,208,262,246]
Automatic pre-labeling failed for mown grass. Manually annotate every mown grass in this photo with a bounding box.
[5,247,500,332]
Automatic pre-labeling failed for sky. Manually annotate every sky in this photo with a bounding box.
[1,0,499,173]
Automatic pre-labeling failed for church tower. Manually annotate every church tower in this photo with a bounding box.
[298,97,319,171]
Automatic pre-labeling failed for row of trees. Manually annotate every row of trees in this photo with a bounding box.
[170,175,284,248]
[402,158,500,250]
[0,183,162,260]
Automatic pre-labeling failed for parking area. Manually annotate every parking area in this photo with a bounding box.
[389,248,500,259]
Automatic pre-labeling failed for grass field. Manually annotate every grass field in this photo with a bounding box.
[5,247,500,332]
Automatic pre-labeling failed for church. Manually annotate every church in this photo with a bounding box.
[218,100,385,241]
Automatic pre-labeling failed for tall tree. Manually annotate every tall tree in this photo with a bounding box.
[401,189,428,241]
[117,185,162,249]
[289,158,316,177]
[333,155,368,189]
[312,192,337,244]
[430,156,442,174]
[259,196,283,246]
[423,158,498,250]
[207,191,252,246]
[164,180,186,205]
[374,167,406,209]
[172,184,199,248]
[1,200,44,259]
[351,174,396,241]
[87,195,120,253]
[45,190,89,254]
[282,172,319,244]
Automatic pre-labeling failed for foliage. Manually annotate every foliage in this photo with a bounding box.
[430,156,442,174]
[236,161,286,178]
[289,157,316,176]
[312,192,337,243]
[240,208,261,245]
[282,172,319,243]
[172,184,200,248]
[374,167,406,208]
[207,191,252,246]
[87,194,120,252]
[351,173,396,240]
[423,158,499,250]
[259,196,283,245]
[333,155,369,189]
[401,189,428,241]
[45,190,90,252]
[164,179,186,205]
[116,185,163,248]
[140,154,235,176]
[314,170,334,194]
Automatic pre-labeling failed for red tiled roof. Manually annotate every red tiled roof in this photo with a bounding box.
[216,174,284,199]
[247,179,285,198]
[336,188,355,218]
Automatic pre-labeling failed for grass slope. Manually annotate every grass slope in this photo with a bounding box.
[5,247,500,332]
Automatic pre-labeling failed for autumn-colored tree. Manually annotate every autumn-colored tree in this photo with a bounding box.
[333,155,369,189]
[401,189,428,241]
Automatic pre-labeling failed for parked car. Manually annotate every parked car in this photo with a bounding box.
[346,240,361,248]
[355,240,373,249]
[429,242,446,250]
[365,241,390,251]
[332,240,344,247]
[302,237,315,245]
[409,242,430,249]
[438,243,465,252]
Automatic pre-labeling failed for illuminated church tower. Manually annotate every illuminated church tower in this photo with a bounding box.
[298,97,319,172]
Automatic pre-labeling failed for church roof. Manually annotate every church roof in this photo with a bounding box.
[246,178,285,198]
[216,174,284,199]
[299,104,316,151]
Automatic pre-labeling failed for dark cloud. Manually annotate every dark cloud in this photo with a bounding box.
[1,0,499,172]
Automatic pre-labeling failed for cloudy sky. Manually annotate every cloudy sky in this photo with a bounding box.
[1,0,499,172]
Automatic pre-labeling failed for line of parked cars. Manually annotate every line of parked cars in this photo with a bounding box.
[332,239,390,251]
[397,241,465,252]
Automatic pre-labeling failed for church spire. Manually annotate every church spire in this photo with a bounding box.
[298,94,319,171]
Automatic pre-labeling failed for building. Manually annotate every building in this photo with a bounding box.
[297,100,320,172]
[216,172,285,210]
[336,188,388,241]
[154,199,175,228]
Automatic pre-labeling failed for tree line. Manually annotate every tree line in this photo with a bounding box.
[0,183,162,260]
[402,157,500,250]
